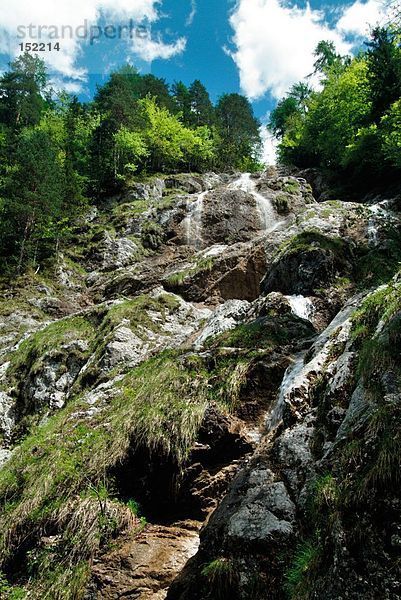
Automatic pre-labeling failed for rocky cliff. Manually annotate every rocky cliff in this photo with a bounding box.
[0,169,400,599]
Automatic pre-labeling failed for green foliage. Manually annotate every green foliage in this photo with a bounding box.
[0,571,26,599]
[139,97,216,172]
[201,558,237,600]
[114,126,149,178]
[366,27,401,123]
[215,93,261,169]
[285,540,321,599]
[381,98,401,168]
[272,28,401,189]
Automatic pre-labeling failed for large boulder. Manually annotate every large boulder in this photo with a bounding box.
[262,232,354,296]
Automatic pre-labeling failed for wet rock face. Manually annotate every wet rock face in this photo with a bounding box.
[164,242,268,303]
[89,522,201,600]
[199,189,260,246]
[2,169,401,600]
[262,235,354,296]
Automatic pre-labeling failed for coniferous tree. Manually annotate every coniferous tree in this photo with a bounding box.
[187,80,215,127]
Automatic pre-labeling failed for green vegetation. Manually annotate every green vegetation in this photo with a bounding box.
[0,571,26,599]
[270,26,401,192]
[201,558,237,600]
[0,342,260,596]
[276,231,350,262]
[0,57,261,275]
[8,316,95,377]
[273,193,291,214]
[165,256,215,287]
[339,282,401,501]
[208,314,314,350]
[285,540,321,599]
[355,228,401,286]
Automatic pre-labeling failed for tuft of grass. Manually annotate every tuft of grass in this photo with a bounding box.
[274,193,291,214]
[0,571,26,599]
[313,474,339,510]
[282,180,300,195]
[201,558,237,600]
[141,221,164,250]
[285,540,321,599]
[166,256,215,288]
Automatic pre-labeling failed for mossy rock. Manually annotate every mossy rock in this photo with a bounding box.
[263,232,354,296]
[207,313,315,350]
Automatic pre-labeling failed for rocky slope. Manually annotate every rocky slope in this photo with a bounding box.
[0,169,400,599]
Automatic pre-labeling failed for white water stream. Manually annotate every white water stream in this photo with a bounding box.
[184,190,209,248]
[267,294,364,429]
[229,173,278,231]
[366,199,397,247]
[285,295,315,322]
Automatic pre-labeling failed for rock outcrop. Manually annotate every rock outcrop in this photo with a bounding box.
[0,168,400,599]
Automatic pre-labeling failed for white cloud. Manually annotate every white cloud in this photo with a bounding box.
[133,34,186,62]
[0,0,185,86]
[228,0,387,101]
[337,0,385,36]
[186,0,197,26]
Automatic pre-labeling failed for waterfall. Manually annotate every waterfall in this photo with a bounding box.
[230,173,277,231]
[184,190,209,249]
[267,294,364,429]
[285,295,314,322]
[367,200,391,246]
[268,352,307,428]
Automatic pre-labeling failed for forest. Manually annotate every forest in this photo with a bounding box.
[269,26,401,192]
[0,58,261,274]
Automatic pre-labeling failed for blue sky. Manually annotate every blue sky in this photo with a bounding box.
[0,0,387,125]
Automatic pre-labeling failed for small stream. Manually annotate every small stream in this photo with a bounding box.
[183,190,209,248]
[285,294,315,322]
[266,293,363,429]
[229,172,278,230]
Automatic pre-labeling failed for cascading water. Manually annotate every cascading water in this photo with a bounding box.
[285,295,315,322]
[230,173,277,231]
[184,190,209,249]
[367,200,391,246]
[267,294,364,429]
[268,352,307,428]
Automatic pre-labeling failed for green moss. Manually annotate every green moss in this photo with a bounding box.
[207,315,314,350]
[166,256,214,287]
[282,180,300,195]
[274,193,291,214]
[355,231,401,287]
[351,281,401,343]
[141,220,164,250]
[8,316,95,380]
[105,294,180,332]
[277,231,350,261]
